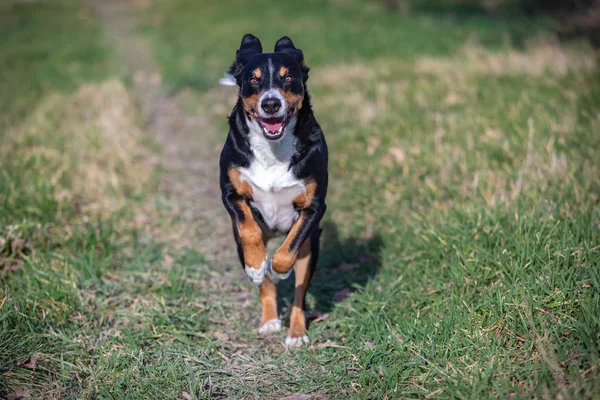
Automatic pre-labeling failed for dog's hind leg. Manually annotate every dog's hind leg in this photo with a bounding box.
[286,228,321,348]
[257,277,281,334]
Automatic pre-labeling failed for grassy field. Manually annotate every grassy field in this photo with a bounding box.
[0,1,163,398]
[1,0,599,398]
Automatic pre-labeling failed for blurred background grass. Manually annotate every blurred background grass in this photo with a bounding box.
[143,0,558,90]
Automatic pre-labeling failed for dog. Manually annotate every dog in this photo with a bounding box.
[219,34,328,348]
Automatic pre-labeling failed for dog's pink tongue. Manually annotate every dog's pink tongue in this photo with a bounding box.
[263,120,283,133]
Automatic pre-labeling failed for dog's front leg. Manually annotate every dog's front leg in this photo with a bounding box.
[268,202,325,282]
[222,172,268,286]
[268,202,325,348]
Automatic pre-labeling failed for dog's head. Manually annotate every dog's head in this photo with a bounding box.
[232,34,309,141]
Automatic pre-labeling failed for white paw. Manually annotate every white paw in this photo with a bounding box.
[245,259,268,286]
[285,335,310,349]
[258,318,282,334]
[266,260,293,283]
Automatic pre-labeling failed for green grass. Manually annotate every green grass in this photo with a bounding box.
[0,0,118,128]
[0,1,164,398]
[141,0,600,398]
[1,0,599,399]
[141,0,554,91]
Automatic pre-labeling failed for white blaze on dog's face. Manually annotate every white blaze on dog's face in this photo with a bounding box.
[238,49,307,141]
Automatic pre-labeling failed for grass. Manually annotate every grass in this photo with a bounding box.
[0,0,117,128]
[141,0,555,91]
[0,0,166,398]
[141,0,600,398]
[1,0,599,399]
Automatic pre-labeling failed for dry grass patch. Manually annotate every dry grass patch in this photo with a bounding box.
[312,63,379,87]
[1,80,156,216]
[416,37,597,78]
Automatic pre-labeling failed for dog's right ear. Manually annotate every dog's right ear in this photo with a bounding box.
[220,34,263,87]
[229,34,264,86]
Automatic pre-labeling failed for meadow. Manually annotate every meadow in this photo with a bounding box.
[1,0,599,398]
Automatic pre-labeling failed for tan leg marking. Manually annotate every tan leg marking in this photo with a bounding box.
[227,169,265,270]
[272,180,317,274]
[271,214,304,274]
[260,277,278,324]
[288,238,312,344]
[228,168,252,197]
[293,180,317,208]
[237,201,265,270]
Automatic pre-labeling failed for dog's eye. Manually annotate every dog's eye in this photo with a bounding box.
[284,75,294,84]
[249,77,259,85]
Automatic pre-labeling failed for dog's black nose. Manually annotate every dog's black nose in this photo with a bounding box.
[261,98,281,115]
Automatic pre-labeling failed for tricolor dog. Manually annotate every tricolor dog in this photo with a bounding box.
[219,34,328,348]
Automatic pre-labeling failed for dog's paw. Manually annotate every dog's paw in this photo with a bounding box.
[285,335,310,349]
[266,259,293,283]
[245,259,268,286]
[258,318,282,335]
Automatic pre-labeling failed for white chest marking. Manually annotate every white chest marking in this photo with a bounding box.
[239,117,304,234]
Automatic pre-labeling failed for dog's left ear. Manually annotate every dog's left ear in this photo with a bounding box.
[274,36,310,82]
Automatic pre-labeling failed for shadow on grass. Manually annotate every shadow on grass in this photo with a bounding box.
[277,220,383,320]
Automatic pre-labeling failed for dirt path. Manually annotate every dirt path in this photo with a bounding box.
[89,3,323,397]
[91,0,236,264]
[90,0,261,337]
[90,0,267,330]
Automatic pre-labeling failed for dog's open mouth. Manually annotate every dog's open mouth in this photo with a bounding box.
[254,109,294,140]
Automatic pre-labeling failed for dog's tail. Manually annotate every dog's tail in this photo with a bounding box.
[218,61,237,86]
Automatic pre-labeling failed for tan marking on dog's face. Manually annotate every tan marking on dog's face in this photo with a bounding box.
[279,66,289,77]
[252,68,262,79]
[228,168,253,198]
[277,88,304,111]
[241,92,262,119]
[293,180,316,209]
